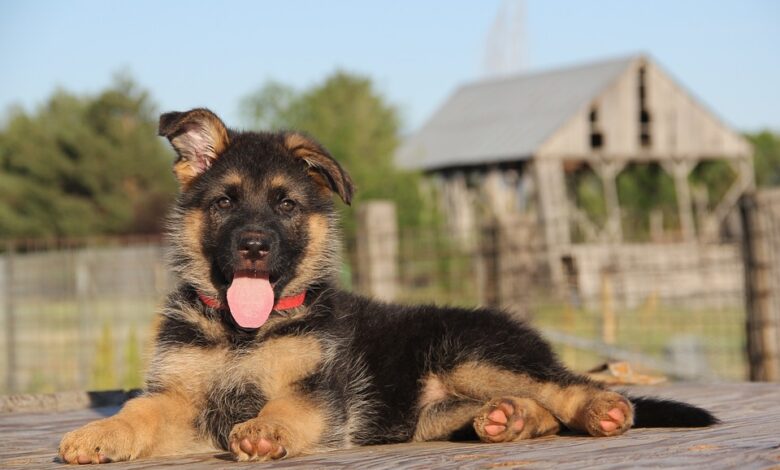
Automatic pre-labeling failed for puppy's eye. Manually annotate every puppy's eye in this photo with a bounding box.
[279,199,296,212]
[215,196,233,210]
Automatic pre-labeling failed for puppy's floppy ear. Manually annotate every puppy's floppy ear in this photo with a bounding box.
[284,132,355,205]
[158,108,230,187]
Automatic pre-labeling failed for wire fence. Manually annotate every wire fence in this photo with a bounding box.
[381,215,748,382]
[1,237,170,395]
[3,195,779,394]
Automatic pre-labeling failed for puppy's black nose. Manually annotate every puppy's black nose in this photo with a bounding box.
[238,232,270,259]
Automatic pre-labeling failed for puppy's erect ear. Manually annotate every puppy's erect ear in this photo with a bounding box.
[284,132,355,205]
[158,108,230,187]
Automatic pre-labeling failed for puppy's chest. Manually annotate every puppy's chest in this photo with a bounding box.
[214,334,324,399]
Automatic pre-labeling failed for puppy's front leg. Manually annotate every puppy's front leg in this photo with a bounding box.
[59,392,206,464]
[228,395,327,461]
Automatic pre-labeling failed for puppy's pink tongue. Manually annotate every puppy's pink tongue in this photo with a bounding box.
[226,275,275,329]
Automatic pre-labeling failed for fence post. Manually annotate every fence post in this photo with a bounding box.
[740,192,780,381]
[3,242,17,393]
[480,220,500,308]
[355,201,398,301]
[75,251,93,389]
[601,268,616,345]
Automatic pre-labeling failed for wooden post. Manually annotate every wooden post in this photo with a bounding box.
[495,214,537,318]
[663,159,696,243]
[594,159,625,243]
[3,242,17,393]
[601,267,616,345]
[480,219,500,308]
[75,251,94,389]
[740,192,780,381]
[355,201,398,301]
[533,159,569,286]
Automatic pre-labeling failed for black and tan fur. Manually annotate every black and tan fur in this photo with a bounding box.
[59,109,717,464]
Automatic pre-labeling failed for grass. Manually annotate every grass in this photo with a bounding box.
[392,233,747,380]
[2,297,158,394]
[531,299,747,380]
[0,288,747,395]
[395,269,745,381]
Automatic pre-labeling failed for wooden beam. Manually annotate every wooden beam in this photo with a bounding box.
[593,159,626,243]
[533,160,569,285]
[711,157,755,227]
[661,159,696,243]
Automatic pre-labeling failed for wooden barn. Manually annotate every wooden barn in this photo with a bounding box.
[396,55,753,307]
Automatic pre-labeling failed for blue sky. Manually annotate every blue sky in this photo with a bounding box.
[1,0,778,133]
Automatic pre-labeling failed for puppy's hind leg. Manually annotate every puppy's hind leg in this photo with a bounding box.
[412,397,484,442]
[447,362,634,437]
[412,395,559,443]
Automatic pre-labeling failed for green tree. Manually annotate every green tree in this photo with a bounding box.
[241,71,433,236]
[617,163,679,241]
[567,164,607,241]
[689,160,736,210]
[748,131,780,187]
[0,75,176,238]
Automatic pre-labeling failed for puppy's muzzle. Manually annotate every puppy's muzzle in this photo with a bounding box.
[238,231,270,261]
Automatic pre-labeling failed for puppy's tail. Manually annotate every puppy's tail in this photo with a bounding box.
[629,396,719,428]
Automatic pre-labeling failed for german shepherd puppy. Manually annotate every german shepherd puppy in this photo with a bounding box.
[59,109,716,464]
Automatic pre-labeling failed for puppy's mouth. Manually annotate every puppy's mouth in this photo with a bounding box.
[226,270,278,329]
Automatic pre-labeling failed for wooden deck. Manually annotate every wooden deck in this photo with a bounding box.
[1,383,779,469]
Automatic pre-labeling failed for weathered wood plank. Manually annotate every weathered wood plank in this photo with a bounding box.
[1,383,779,469]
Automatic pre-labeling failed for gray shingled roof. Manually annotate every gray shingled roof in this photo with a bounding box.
[396,56,637,171]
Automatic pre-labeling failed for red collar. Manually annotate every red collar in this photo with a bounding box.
[198,291,306,311]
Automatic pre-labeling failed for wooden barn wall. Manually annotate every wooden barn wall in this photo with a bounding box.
[537,58,751,160]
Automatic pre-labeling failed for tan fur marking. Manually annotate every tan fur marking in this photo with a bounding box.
[258,395,327,453]
[446,361,541,398]
[270,173,290,189]
[418,374,450,409]
[180,210,215,296]
[307,170,334,197]
[538,382,593,424]
[413,399,482,442]
[173,158,200,187]
[283,134,331,175]
[207,121,229,156]
[119,393,212,455]
[147,346,228,397]
[284,133,309,152]
[244,335,323,398]
[221,171,243,188]
[284,214,330,296]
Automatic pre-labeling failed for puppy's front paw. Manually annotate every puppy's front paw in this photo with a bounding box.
[59,418,136,464]
[228,418,291,462]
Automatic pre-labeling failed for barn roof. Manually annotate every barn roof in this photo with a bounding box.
[396,55,637,171]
